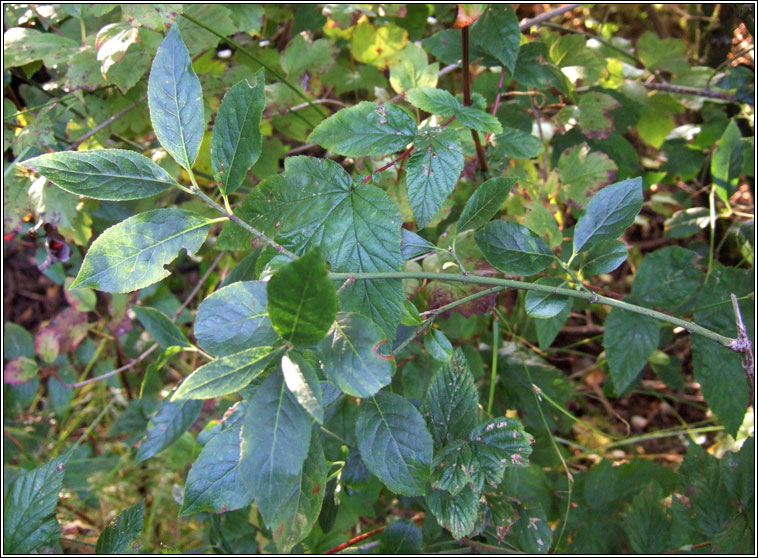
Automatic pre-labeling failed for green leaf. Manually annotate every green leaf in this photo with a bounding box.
[406,87,502,134]
[3,27,78,67]
[194,281,278,357]
[70,209,211,292]
[535,305,571,350]
[664,207,710,239]
[389,43,439,94]
[558,143,618,204]
[430,441,483,496]
[95,500,144,554]
[308,101,417,157]
[147,25,204,170]
[135,397,202,463]
[711,119,744,203]
[573,177,643,255]
[20,149,177,201]
[636,31,689,74]
[239,371,313,524]
[576,92,621,140]
[507,502,553,553]
[132,306,192,349]
[267,248,338,347]
[691,265,753,436]
[270,434,328,553]
[282,350,324,424]
[401,228,436,259]
[469,417,533,486]
[425,483,479,539]
[457,176,515,233]
[172,347,279,401]
[631,246,702,310]
[525,277,571,319]
[378,519,423,554]
[603,308,660,394]
[3,456,67,554]
[406,126,464,228]
[579,239,628,275]
[623,484,671,554]
[281,35,336,80]
[319,312,394,398]
[491,128,543,159]
[212,73,265,195]
[180,413,254,516]
[470,5,520,72]
[425,329,453,362]
[223,156,404,338]
[356,391,433,496]
[422,349,479,449]
[475,221,555,276]
[121,5,182,32]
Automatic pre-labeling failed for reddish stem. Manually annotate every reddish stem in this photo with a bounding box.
[323,526,386,554]
[461,26,488,173]
[486,67,507,144]
[362,146,414,183]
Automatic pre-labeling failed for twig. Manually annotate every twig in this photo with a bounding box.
[323,526,386,554]
[727,293,755,401]
[485,68,507,144]
[31,5,67,37]
[362,146,414,183]
[643,82,739,102]
[518,4,583,31]
[68,96,146,150]
[273,98,349,116]
[461,26,489,174]
[64,344,159,389]
[173,251,225,319]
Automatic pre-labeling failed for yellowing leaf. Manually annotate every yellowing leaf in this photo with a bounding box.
[351,22,408,69]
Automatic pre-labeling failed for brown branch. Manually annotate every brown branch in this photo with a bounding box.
[519,4,583,31]
[643,82,739,102]
[361,146,414,183]
[68,96,146,150]
[461,26,488,174]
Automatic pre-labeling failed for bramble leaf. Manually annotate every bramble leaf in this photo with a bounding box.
[212,72,265,195]
[426,483,479,540]
[20,150,176,200]
[475,221,555,276]
[406,126,464,228]
[148,25,204,171]
[319,312,394,398]
[267,248,338,347]
[356,391,433,496]
[308,101,417,157]
[95,500,144,554]
[406,87,502,133]
[70,209,212,293]
[470,5,520,72]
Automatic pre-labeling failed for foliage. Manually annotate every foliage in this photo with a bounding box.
[2,3,754,555]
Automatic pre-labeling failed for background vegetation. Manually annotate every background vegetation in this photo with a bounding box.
[3,3,755,554]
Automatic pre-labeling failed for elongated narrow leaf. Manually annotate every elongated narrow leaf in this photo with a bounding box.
[356,391,433,496]
[148,25,204,170]
[3,456,67,554]
[270,434,328,553]
[212,72,265,195]
[181,416,254,516]
[422,349,478,448]
[132,306,192,349]
[406,126,464,228]
[525,277,571,319]
[457,176,515,232]
[579,239,628,275]
[711,119,743,203]
[282,350,324,424]
[308,101,417,156]
[267,248,338,346]
[401,228,436,259]
[319,312,394,398]
[20,150,176,200]
[475,220,555,276]
[173,347,279,400]
[573,177,643,254]
[136,397,202,463]
[194,280,278,357]
[95,500,144,554]
[70,209,211,292]
[603,308,660,394]
[239,372,313,523]
[223,156,405,338]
